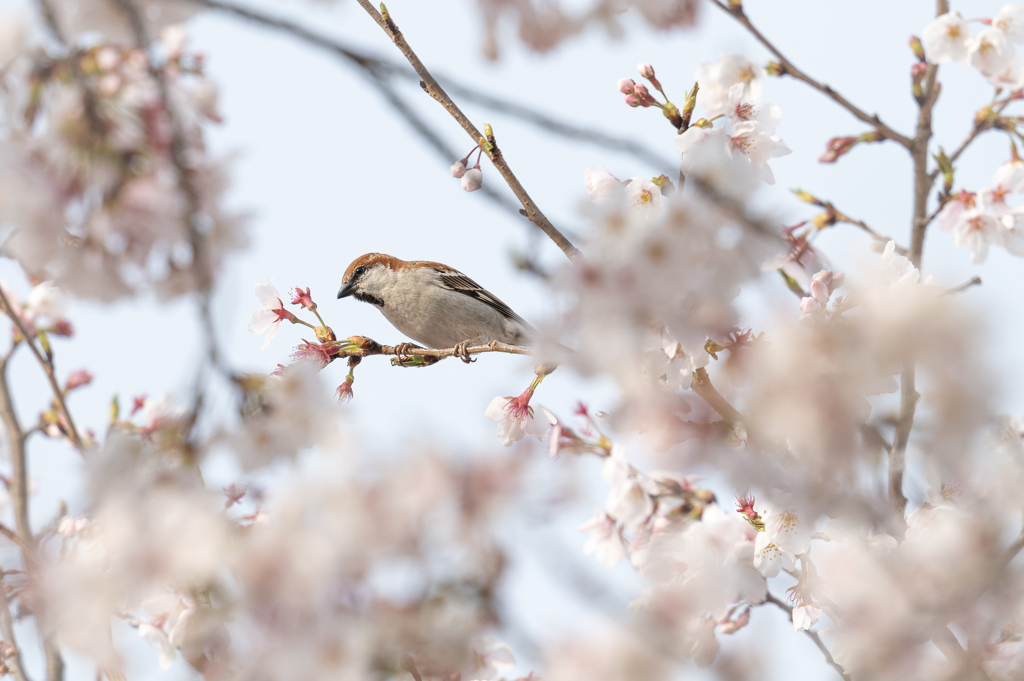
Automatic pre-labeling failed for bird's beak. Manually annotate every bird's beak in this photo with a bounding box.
[337,281,355,299]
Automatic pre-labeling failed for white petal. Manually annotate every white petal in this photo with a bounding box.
[253,278,280,306]
[248,306,277,335]
[260,320,280,351]
[484,396,510,422]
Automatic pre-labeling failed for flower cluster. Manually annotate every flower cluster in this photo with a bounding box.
[922,6,1024,88]
[936,160,1024,262]
[0,25,245,300]
[677,55,791,185]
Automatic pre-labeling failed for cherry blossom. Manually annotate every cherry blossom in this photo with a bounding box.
[878,240,923,287]
[792,602,822,632]
[623,177,664,221]
[695,54,765,116]
[579,510,626,566]
[995,158,1024,191]
[953,208,999,263]
[937,190,977,233]
[25,281,68,323]
[753,503,813,578]
[725,82,782,134]
[584,166,664,220]
[470,637,516,680]
[999,208,1024,255]
[584,165,622,200]
[994,4,1024,43]
[485,392,552,446]
[986,59,1024,89]
[728,120,792,185]
[922,12,972,63]
[601,445,654,528]
[980,186,1012,216]
[968,27,1016,75]
[248,278,292,350]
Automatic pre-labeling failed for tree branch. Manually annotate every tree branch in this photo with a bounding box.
[0,582,31,681]
[825,201,907,254]
[0,291,85,453]
[0,357,36,681]
[765,593,850,681]
[889,1,946,526]
[691,367,743,424]
[353,0,582,263]
[708,1,912,149]
[332,338,532,367]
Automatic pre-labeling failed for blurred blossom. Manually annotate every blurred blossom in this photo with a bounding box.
[995,4,1024,43]
[476,0,698,59]
[695,54,764,116]
[579,510,625,566]
[968,27,1015,75]
[470,637,516,680]
[923,12,972,63]
[953,209,999,263]
[24,281,68,323]
[792,602,821,632]
[231,363,339,470]
[0,37,246,301]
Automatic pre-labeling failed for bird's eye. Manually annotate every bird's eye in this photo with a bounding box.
[354,266,366,278]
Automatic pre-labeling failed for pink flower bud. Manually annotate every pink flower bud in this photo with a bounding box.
[289,287,315,310]
[624,94,641,107]
[829,272,845,292]
[633,83,651,98]
[335,379,354,403]
[461,168,483,192]
[48,320,73,337]
[810,279,830,304]
[637,62,655,79]
[799,297,819,313]
[819,136,859,164]
[617,78,636,94]
[811,269,834,287]
[64,369,93,392]
[450,160,467,178]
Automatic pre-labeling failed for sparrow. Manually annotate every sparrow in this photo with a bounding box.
[337,253,535,358]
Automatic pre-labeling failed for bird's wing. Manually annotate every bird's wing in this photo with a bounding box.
[430,268,529,326]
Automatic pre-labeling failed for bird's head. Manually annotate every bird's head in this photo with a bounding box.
[337,253,404,307]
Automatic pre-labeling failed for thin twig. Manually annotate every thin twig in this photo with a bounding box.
[0,357,35,681]
[0,289,85,452]
[0,583,31,681]
[708,1,912,149]
[765,593,850,681]
[190,0,676,174]
[353,0,582,262]
[889,0,946,529]
[826,202,906,254]
[929,123,991,183]
[189,0,674,173]
[0,355,31,546]
[944,276,982,295]
[111,0,212,291]
[335,338,532,364]
[691,367,743,424]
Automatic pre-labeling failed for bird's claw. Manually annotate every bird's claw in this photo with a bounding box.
[453,340,476,364]
[393,342,423,363]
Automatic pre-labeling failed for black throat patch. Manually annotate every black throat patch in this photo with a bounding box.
[354,291,385,308]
